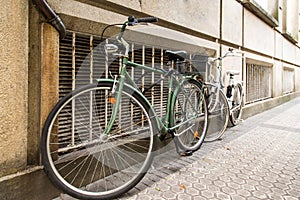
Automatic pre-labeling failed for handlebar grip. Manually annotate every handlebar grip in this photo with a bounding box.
[136,17,158,23]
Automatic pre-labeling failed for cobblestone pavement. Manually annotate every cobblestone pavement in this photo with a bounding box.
[57,97,300,200]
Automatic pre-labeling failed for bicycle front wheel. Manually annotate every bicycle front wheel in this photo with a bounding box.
[173,79,208,152]
[41,81,157,200]
[205,83,229,142]
[230,83,243,125]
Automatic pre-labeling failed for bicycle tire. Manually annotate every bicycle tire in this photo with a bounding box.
[205,83,229,142]
[41,81,157,200]
[172,78,208,152]
[230,83,243,126]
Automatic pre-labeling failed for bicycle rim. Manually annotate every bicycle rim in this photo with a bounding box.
[230,83,243,126]
[205,83,229,142]
[173,79,208,151]
[41,82,156,200]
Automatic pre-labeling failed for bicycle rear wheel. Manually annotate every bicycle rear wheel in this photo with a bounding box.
[205,83,229,142]
[41,81,157,200]
[173,79,208,152]
[230,83,243,125]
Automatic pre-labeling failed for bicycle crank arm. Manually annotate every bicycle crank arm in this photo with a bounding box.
[173,124,195,137]
[230,104,242,113]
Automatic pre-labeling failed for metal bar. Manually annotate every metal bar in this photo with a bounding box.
[71,32,76,146]
[89,35,93,141]
[142,45,145,128]
[160,49,164,118]
[152,47,155,106]
[105,39,108,128]
[131,43,135,130]
[127,61,166,75]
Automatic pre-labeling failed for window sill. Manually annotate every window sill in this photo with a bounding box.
[282,32,298,44]
[242,0,278,28]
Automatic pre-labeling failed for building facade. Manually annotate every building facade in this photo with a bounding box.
[0,0,300,198]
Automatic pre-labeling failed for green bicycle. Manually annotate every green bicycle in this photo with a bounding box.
[41,16,208,200]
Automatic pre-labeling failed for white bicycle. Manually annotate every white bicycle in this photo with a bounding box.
[205,48,244,142]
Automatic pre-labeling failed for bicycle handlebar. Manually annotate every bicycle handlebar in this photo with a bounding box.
[115,16,158,56]
[209,48,245,63]
[128,16,158,25]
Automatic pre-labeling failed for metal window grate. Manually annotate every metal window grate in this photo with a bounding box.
[59,31,203,150]
[246,63,272,104]
[282,67,294,94]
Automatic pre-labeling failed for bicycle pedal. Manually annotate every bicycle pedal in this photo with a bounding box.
[158,134,165,141]
[180,150,193,157]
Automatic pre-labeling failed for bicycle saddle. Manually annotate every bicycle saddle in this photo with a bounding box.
[226,70,240,76]
[165,50,187,61]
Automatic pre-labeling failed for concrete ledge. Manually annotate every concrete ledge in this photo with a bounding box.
[243,92,300,120]
[0,167,60,200]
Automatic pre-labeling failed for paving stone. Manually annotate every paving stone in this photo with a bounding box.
[286,189,300,198]
[135,194,153,200]
[255,185,272,194]
[200,190,214,199]
[206,184,221,193]
[230,195,246,200]
[185,187,200,196]
[213,180,226,188]
[193,196,207,200]
[236,189,251,197]
[162,190,177,200]
[251,190,268,199]
[192,183,207,191]
[270,187,288,196]
[283,196,299,200]
[215,192,230,200]
[177,193,192,200]
[231,177,246,185]
[221,186,237,195]
[170,184,184,194]
[267,193,285,200]
[227,182,241,190]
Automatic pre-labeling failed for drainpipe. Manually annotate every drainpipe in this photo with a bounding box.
[32,0,66,39]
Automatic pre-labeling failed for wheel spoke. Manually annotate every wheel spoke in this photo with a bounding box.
[42,83,155,199]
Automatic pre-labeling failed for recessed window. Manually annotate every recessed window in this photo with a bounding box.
[282,67,295,94]
[246,61,273,104]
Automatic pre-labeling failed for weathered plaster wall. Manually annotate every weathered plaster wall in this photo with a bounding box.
[0,0,28,176]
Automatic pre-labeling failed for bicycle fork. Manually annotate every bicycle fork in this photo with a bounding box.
[101,75,125,141]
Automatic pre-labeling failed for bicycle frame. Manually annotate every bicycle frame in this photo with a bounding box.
[101,56,203,138]
[207,49,244,113]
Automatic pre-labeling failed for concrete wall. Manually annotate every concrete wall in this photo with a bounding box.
[222,0,243,46]
[0,0,28,177]
[244,9,275,57]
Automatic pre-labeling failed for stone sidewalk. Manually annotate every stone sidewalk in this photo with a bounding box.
[58,97,300,200]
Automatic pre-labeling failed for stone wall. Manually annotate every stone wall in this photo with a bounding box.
[0,0,28,177]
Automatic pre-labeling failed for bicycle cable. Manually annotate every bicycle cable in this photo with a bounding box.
[100,23,124,42]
